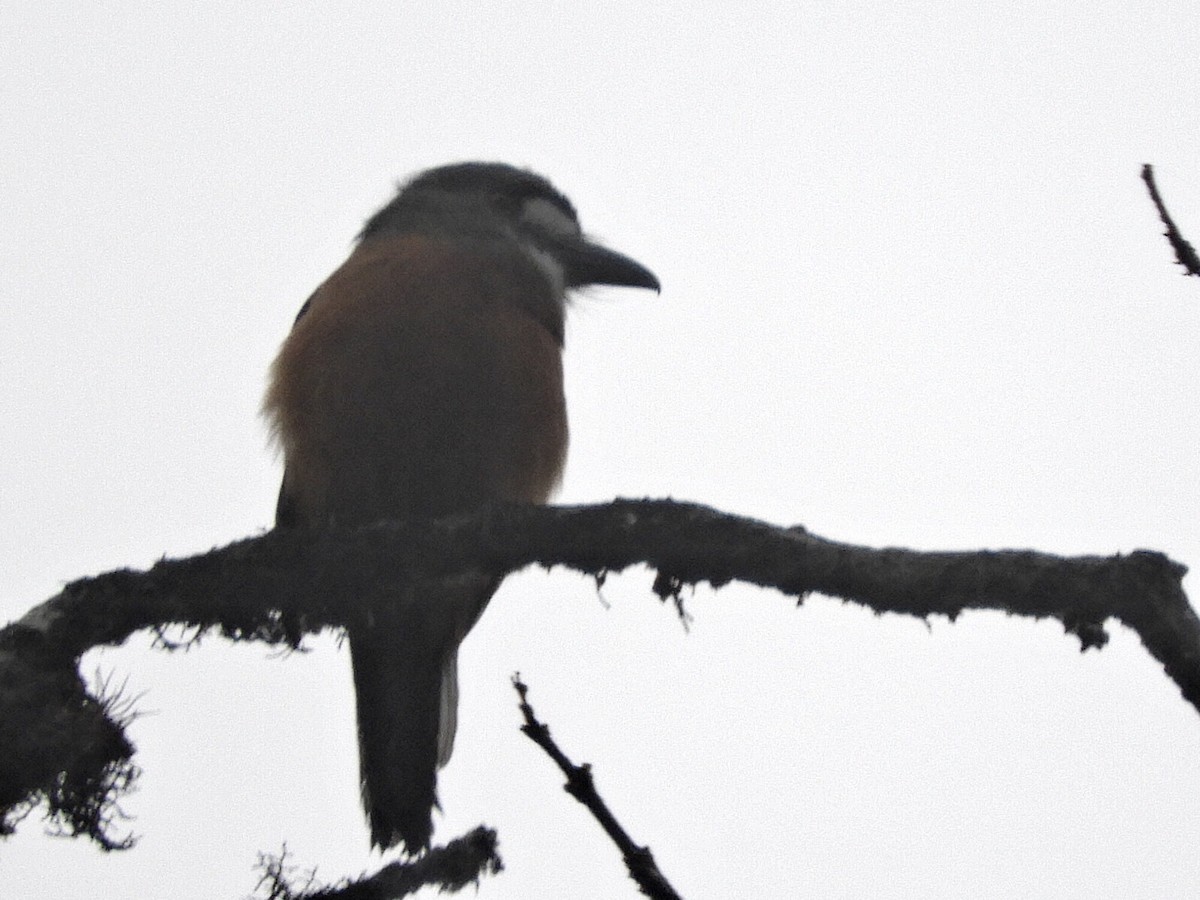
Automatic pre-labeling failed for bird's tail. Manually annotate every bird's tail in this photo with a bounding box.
[349,574,497,853]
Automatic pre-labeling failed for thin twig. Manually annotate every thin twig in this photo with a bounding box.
[1141,164,1200,276]
[513,675,683,900]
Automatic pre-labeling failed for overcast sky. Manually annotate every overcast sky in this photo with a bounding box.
[3,3,1199,898]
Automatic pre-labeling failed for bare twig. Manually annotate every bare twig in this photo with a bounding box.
[513,676,682,900]
[1141,164,1200,276]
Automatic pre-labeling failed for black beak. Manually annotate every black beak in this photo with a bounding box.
[557,236,660,292]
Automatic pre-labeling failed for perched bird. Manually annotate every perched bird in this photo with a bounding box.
[263,162,658,853]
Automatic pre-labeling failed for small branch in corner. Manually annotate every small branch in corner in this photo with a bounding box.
[1141,164,1200,277]
[251,828,503,900]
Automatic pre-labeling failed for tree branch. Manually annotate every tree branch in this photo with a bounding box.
[513,675,682,900]
[1141,164,1200,276]
[251,828,501,899]
[2,498,1195,852]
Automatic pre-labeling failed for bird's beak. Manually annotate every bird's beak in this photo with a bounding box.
[558,237,660,292]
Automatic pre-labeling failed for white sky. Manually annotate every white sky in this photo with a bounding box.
[3,3,1199,898]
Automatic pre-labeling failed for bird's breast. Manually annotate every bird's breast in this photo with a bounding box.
[264,235,569,526]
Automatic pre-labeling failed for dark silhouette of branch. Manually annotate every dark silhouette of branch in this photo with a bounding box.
[252,828,501,899]
[1,498,1195,859]
[0,627,138,849]
[513,675,682,900]
[1141,164,1200,276]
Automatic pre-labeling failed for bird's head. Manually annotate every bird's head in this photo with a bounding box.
[359,161,660,295]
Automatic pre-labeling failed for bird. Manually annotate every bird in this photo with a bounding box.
[262,162,659,853]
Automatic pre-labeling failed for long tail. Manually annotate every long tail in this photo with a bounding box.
[349,575,497,853]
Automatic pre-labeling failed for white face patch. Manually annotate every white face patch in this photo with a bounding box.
[519,197,580,238]
[523,244,567,298]
[516,197,578,297]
